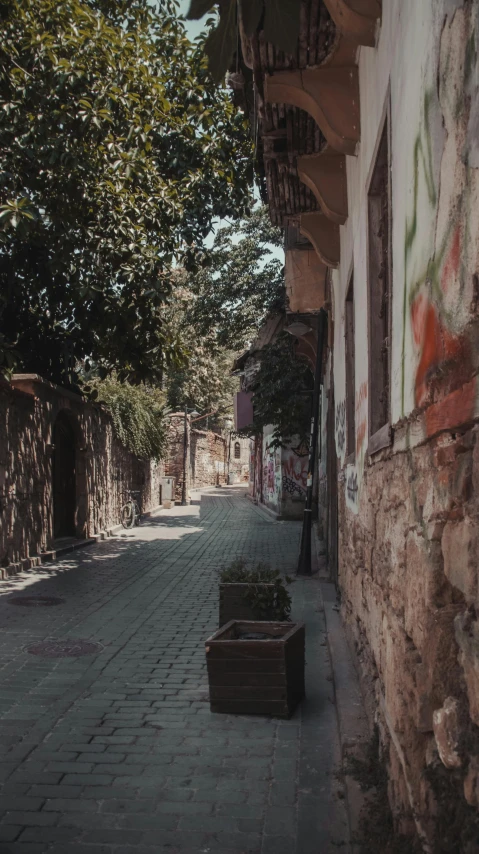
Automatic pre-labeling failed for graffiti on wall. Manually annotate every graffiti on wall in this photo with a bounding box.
[282,451,307,499]
[346,471,358,504]
[335,400,346,453]
[344,381,369,514]
[355,381,368,459]
[402,6,479,434]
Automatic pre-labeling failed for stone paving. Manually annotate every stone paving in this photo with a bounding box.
[0,487,351,853]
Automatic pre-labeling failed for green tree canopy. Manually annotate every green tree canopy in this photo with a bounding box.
[0,0,253,384]
[187,205,284,352]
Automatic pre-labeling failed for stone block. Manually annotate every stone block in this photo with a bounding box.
[454,608,479,726]
[432,697,462,768]
[442,518,479,604]
[463,755,479,808]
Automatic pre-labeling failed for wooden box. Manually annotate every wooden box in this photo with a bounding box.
[219,583,275,626]
[205,620,305,719]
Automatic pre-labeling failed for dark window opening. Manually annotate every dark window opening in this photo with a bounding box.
[368,121,391,437]
[234,441,241,459]
[345,274,355,459]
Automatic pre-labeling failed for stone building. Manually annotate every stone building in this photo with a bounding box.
[165,413,230,502]
[228,0,479,846]
[0,375,164,575]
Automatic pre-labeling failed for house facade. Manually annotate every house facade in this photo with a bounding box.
[232,0,479,845]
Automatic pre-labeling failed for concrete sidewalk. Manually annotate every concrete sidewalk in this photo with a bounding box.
[0,487,362,853]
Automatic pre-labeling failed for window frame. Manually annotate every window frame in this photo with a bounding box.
[367,96,393,457]
[345,271,356,464]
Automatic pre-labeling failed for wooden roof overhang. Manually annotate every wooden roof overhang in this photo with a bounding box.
[239,0,381,307]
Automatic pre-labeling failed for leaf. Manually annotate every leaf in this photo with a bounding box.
[263,0,300,55]
[204,0,236,83]
[187,0,216,19]
[240,0,263,36]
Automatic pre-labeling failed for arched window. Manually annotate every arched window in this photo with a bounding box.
[234,441,241,459]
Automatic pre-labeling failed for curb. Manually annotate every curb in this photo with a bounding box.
[320,580,371,853]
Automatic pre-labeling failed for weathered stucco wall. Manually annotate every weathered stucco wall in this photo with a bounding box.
[250,428,306,520]
[329,0,479,846]
[0,376,163,573]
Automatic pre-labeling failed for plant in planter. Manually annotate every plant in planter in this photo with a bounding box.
[218,559,292,626]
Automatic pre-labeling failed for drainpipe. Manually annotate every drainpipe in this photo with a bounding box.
[297,308,327,576]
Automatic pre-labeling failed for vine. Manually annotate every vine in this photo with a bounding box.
[84,376,168,461]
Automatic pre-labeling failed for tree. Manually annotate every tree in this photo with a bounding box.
[0,0,253,384]
[239,332,314,447]
[161,283,238,419]
[187,205,285,352]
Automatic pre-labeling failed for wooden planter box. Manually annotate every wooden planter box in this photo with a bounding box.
[219,583,276,626]
[205,620,305,719]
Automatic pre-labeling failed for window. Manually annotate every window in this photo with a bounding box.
[345,273,355,460]
[234,441,241,459]
[368,120,391,442]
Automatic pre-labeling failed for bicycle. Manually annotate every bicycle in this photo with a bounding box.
[121,490,142,529]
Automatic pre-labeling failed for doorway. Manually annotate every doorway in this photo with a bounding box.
[52,411,77,539]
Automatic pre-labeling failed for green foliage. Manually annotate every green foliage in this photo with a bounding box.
[220,558,292,621]
[163,207,282,418]
[0,0,253,384]
[161,282,239,418]
[187,0,301,82]
[188,206,285,352]
[85,376,167,460]
[239,332,314,447]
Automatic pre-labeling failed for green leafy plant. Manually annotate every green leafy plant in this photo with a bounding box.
[220,559,292,621]
[0,0,253,384]
[84,376,167,461]
[238,332,314,447]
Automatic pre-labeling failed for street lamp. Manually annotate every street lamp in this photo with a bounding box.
[181,406,199,506]
[224,417,234,484]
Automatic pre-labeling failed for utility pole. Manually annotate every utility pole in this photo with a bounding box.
[297,309,327,576]
[181,405,189,506]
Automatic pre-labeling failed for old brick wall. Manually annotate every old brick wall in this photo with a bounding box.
[190,429,227,489]
[165,414,227,502]
[164,414,187,502]
[0,376,163,572]
[339,422,479,846]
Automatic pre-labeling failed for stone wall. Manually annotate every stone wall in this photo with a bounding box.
[165,414,227,502]
[338,419,479,847]
[325,1,479,845]
[0,375,163,573]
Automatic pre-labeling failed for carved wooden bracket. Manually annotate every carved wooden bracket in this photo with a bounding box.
[297,151,348,224]
[264,67,360,155]
[323,0,381,47]
[300,212,340,268]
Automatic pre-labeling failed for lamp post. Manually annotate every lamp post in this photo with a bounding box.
[224,417,234,484]
[181,406,199,506]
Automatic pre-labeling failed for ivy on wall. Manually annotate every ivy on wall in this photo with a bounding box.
[84,376,168,461]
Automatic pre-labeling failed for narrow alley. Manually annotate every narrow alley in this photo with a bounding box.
[0,488,361,854]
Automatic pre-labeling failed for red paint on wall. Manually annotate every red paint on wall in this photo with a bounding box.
[412,299,470,409]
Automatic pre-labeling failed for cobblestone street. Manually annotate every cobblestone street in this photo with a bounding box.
[0,487,352,854]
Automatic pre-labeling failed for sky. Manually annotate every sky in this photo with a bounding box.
[177,0,208,40]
